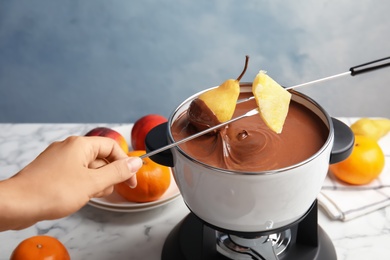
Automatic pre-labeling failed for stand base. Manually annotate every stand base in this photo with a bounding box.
[162,213,337,260]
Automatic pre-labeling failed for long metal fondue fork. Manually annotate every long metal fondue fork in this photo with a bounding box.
[140,56,390,159]
[238,56,390,103]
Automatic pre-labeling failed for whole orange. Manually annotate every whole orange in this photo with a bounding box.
[330,135,385,185]
[115,150,171,202]
[10,235,70,260]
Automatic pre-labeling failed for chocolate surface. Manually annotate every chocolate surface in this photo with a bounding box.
[171,92,329,172]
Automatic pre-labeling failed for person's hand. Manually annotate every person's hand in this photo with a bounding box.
[0,136,142,231]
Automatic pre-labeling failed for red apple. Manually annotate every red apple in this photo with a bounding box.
[131,114,168,150]
[85,127,129,153]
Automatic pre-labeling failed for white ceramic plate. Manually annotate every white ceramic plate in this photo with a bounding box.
[87,125,181,212]
[88,194,181,213]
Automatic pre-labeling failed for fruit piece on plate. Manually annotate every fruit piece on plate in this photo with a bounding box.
[329,135,385,185]
[187,56,249,130]
[85,127,128,153]
[11,235,70,260]
[131,114,168,150]
[350,118,390,141]
[115,150,171,203]
[252,70,292,134]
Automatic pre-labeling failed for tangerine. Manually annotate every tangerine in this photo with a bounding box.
[115,150,171,202]
[329,135,385,185]
[10,235,70,260]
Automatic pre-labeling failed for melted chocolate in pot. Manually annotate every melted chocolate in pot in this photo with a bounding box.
[171,93,328,172]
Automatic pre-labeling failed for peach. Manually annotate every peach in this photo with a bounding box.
[131,114,167,150]
[85,127,129,153]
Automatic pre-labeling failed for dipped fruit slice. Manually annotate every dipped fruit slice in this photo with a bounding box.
[252,70,291,134]
[188,56,249,131]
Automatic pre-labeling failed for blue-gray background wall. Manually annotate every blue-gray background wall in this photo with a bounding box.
[1,0,389,123]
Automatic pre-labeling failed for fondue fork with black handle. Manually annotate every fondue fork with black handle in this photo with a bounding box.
[141,56,390,160]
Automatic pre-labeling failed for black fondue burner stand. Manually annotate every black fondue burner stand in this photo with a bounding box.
[161,200,337,260]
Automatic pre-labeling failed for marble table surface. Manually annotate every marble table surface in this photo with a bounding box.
[0,123,389,260]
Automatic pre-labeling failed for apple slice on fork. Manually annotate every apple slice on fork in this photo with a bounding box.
[252,70,292,134]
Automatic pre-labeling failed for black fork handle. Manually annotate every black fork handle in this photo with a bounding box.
[350,56,390,76]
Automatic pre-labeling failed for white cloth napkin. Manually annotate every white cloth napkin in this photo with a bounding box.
[318,118,390,221]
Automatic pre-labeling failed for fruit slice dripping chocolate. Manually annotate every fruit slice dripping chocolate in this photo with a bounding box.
[187,56,249,132]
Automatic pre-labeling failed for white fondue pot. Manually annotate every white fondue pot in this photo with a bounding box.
[146,83,353,233]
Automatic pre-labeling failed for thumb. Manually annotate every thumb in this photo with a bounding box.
[92,157,143,191]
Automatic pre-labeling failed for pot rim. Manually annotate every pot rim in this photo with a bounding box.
[167,82,334,176]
